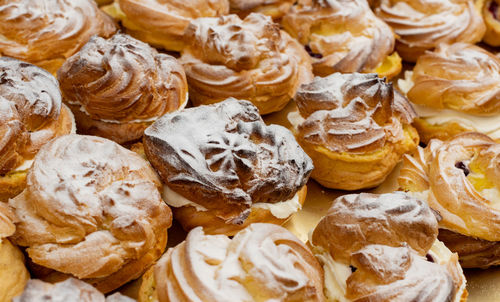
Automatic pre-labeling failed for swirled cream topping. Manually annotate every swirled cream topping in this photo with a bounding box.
[152,224,325,302]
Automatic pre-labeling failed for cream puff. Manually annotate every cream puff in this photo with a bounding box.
[229,0,294,20]
[139,223,325,302]
[13,278,134,302]
[375,0,485,62]
[0,203,29,302]
[282,0,402,79]
[0,0,116,74]
[310,192,467,302]
[180,13,313,115]
[8,134,172,293]
[0,57,75,202]
[102,0,229,52]
[143,99,313,236]
[398,43,500,143]
[58,33,188,144]
[288,72,419,190]
[399,132,500,268]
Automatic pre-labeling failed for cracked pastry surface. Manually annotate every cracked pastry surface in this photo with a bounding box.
[229,0,294,19]
[288,72,418,190]
[143,99,313,235]
[311,192,466,302]
[179,13,313,115]
[374,0,485,62]
[399,132,500,268]
[13,278,135,302]
[282,0,401,79]
[58,33,188,144]
[0,57,74,201]
[399,43,500,143]
[102,0,229,51]
[139,223,325,302]
[0,203,29,302]
[0,0,116,74]
[8,134,172,293]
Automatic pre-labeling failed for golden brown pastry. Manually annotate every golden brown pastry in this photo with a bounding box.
[0,57,75,202]
[229,0,294,19]
[9,134,172,293]
[478,0,500,46]
[139,223,325,302]
[95,0,113,5]
[310,192,467,302]
[0,203,29,302]
[288,72,419,190]
[399,132,500,268]
[375,0,485,62]
[398,43,500,144]
[102,0,229,51]
[282,0,401,79]
[13,278,135,302]
[0,0,116,74]
[58,33,188,144]
[143,99,313,236]
[180,13,313,115]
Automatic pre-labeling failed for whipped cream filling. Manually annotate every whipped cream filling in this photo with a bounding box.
[162,185,302,219]
[66,92,189,124]
[398,71,500,139]
[287,110,305,130]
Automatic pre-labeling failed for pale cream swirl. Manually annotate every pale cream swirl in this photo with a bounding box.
[180,13,313,115]
[151,223,325,302]
[375,0,485,62]
[282,0,395,76]
[0,0,116,73]
[9,134,172,293]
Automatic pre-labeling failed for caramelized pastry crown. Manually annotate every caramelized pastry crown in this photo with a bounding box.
[152,223,325,302]
[58,33,188,122]
[13,278,134,302]
[0,0,116,71]
[143,99,313,223]
[375,0,485,61]
[295,73,416,153]
[0,203,15,238]
[9,134,171,290]
[399,132,500,241]
[282,0,395,76]
[0,57,69,174]
[180,13,312,114]
[312,192,459,302]
[408,43,500,115]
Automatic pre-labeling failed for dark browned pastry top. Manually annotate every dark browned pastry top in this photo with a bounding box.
[143,99,313,223]
[294,72,416,153]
